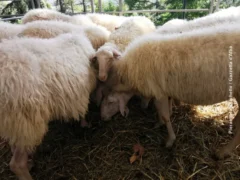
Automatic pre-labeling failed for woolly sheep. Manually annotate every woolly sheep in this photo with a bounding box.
[0,21,24,41]
[0,33,97,180]
[18,20,111,50]
[156,18,187,31]
[100,91,173,129]
[93,16,156,82]
[86,13,128,32]
[103,22,240,160]
[21,8,95,26]
[100,91,154,121]
[156,6,240,34]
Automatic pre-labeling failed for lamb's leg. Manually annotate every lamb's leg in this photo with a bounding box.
[216,112,240,159]
[10,146,33,180]
[154,98,176,148]
[140,96,151,109]
[168,97,173,116]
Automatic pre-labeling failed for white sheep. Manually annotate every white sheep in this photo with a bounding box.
[93,16,156,82]
[18,20,111,50]
[103,22,240,160]
[86,13,128,32]
[156,6,240,34]
[0,21,24,41]
[21,8,95,26]
[156,18,187,31]
[0,33,97,180]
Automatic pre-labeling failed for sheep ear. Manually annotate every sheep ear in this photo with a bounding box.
[90,55,97,63]
[113,49,121,59]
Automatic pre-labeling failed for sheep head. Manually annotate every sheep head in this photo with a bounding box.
[100,91,132,121]
[91,47,121,82]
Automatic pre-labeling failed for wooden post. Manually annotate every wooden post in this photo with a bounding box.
[59,0,64,13]
[209,0,214,14]
[119,0,123,16]
[35,0,40,8]
[182,0,186,19]
[83,0,86,13]
[90,0,95,13]
[71,1,74,13]
[98,0,102,13]
[30,0,35,9]
[216,0,220,12]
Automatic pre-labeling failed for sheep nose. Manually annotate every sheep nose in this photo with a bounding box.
[102,116,110,121]
[99,74,107,82]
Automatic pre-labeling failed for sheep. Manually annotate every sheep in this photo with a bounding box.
[86,13,128,32]
[100,91,173,130]
[18,20,111,50]
[0,32,97,180]
[102,22,240,160]
[21,8,95,26]
[93,16,156,82]
[156,18,187,32]
[156,6,240,34]
[0,21,24,41]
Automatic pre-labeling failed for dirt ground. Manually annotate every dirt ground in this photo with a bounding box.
[0,97,240,180]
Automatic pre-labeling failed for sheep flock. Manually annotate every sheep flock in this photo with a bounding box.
[0,6,240,180]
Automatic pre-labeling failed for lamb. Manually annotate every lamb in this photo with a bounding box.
[93,16,156,82]
[0,21,24,41]
[86,13,128,32]
[103,22,240,160]
[21,8,95,26]
[0,33,97,180]
[156,6,240,34]
[18,20,111,50]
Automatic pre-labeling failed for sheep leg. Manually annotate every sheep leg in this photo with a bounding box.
[95,85,104,106]
[140,96,151,109]
[168,97,173,116]
[10,147,33,180]
[118,95,130,117]
[81,119,89,128]
[216,112,240,159]
[154,98,176,148]
[173,99,181,106]
[154,99,165,126]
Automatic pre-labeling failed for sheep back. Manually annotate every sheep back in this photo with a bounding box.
[0,33,96,152]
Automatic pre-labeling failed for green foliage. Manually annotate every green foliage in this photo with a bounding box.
[1,0,51,16]
[124,0,211,25]
[104,1,117,12]
[1,0,239,25]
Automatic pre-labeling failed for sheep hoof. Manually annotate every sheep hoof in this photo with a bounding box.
[165,138,175,148]
[165,142,173,148]
[124,107,129,117]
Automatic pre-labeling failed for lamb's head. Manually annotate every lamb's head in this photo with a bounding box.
[100,92,131,121]
[91,47,121,82]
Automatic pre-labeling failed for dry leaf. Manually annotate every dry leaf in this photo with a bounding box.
[133,143,145,156]
[129,143,145,164]
[129,154,138,164]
